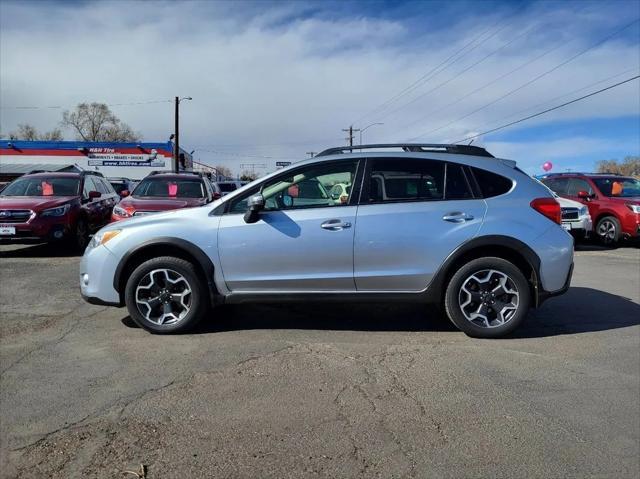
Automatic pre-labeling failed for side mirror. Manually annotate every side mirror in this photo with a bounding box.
[243,194,265,224]
[213,192,221,200]
[88,190,102,200]
[120,190,130,198]
[577,190,590,199]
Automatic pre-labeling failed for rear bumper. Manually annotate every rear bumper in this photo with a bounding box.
[538,262,573,306]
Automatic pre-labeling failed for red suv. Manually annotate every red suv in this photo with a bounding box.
[541,173,640,245]
[112,171,216,221]
[0,171,119,250]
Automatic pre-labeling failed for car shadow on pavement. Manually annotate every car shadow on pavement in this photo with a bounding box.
[0,242,79,258]
[121,286,639,337]
[513,286,639,338]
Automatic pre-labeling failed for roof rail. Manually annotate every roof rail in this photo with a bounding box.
[147,170,202,176]
[541,172,624,177]
[315,143,494,158]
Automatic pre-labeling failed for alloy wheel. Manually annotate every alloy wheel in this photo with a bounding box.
[458,269,520,328]
[135,268,192,325]
[597,219,616,243]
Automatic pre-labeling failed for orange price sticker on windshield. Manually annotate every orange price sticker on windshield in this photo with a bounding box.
[42,181,54,196]
[168,182,178,196]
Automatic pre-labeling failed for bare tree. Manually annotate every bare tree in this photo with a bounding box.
[9,123,63,141]
[239,170,258,181]
[61,102,140,142]
[214,165,233,179]
[596,156,640,177]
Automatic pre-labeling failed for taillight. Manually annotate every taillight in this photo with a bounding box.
[530,197,561,224]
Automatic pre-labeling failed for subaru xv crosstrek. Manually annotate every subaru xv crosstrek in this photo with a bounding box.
[81,144,574,338]
[541,173,640,245]
[1,170,118,250]
[111,171,217,221]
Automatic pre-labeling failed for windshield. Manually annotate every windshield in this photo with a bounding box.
[133,178,205,198]
[1,177,80,197]
[592,177,640,198]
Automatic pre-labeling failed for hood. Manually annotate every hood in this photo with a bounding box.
[0,196,76,211]
[120,195,207,211]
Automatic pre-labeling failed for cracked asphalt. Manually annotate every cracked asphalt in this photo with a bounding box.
[1,243,639,478]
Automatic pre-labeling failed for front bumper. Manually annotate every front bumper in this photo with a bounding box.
[80,243,122,306]
[0,217,73,243]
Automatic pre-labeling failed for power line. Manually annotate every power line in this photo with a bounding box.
[408,17,640,141]
[451,74,640,144]
[194,148,299,161]
[0,99,172,110]
[473,67,639,130]
[374,20,539,123]
[350,3,525,125]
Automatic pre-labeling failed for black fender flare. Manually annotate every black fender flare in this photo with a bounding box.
[113,237,217,304]
[423,235,542,306]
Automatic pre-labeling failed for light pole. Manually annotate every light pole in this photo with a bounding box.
[359,122,383,145]
[174,96,192,172]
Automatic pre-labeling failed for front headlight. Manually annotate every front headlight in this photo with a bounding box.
[88,229,121,249]
[113,205,131,217]
[626,204,640,214]
[41,204,70,217]
[579,206,588,216]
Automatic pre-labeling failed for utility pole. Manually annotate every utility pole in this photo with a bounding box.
[306,151,316,158]
[342,125,360,147]
[174,96,179,173]
[173,96,192,173]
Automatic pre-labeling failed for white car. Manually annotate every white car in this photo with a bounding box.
[555,194,592,239]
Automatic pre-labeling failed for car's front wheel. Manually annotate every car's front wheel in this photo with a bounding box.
[596,216,621,246]
[125,256,208,334]
[444,257,530,338]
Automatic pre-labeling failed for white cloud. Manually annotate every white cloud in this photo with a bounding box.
[0,0,638,174]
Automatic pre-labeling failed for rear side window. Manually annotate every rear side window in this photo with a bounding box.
[470,167,513,198]
[368,158,444,203]
[542,177,569,195]
[445,163,473,200]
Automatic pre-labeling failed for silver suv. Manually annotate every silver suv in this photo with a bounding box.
[80,144,574,338]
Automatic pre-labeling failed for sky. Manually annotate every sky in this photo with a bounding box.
[1,0,639,175]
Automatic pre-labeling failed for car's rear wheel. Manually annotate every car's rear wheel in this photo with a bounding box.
[596,216,621,246]
[444,257,530,338]
[125,256,208,334]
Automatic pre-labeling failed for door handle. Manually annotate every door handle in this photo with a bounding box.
[442,212,474,223]
[321,219,352,230]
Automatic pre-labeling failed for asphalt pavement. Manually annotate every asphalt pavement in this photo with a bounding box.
[0,243,638,478]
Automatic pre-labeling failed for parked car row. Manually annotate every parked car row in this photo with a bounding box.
[0,169,239,250]
[540,172,640,246]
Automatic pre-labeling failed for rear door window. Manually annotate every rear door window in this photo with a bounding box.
[368,158,444,203]
[445,163,473,200]
[567,178,593,196]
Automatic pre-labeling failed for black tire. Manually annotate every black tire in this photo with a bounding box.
[596,216,621,246]
[444,257,530,338]
[125,256,208,334]
[71,217,89,252]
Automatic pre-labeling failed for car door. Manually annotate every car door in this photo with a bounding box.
[81,176,103,230]
[95,177,118,225]
[354,158,487,291]
[217,159,361,292]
